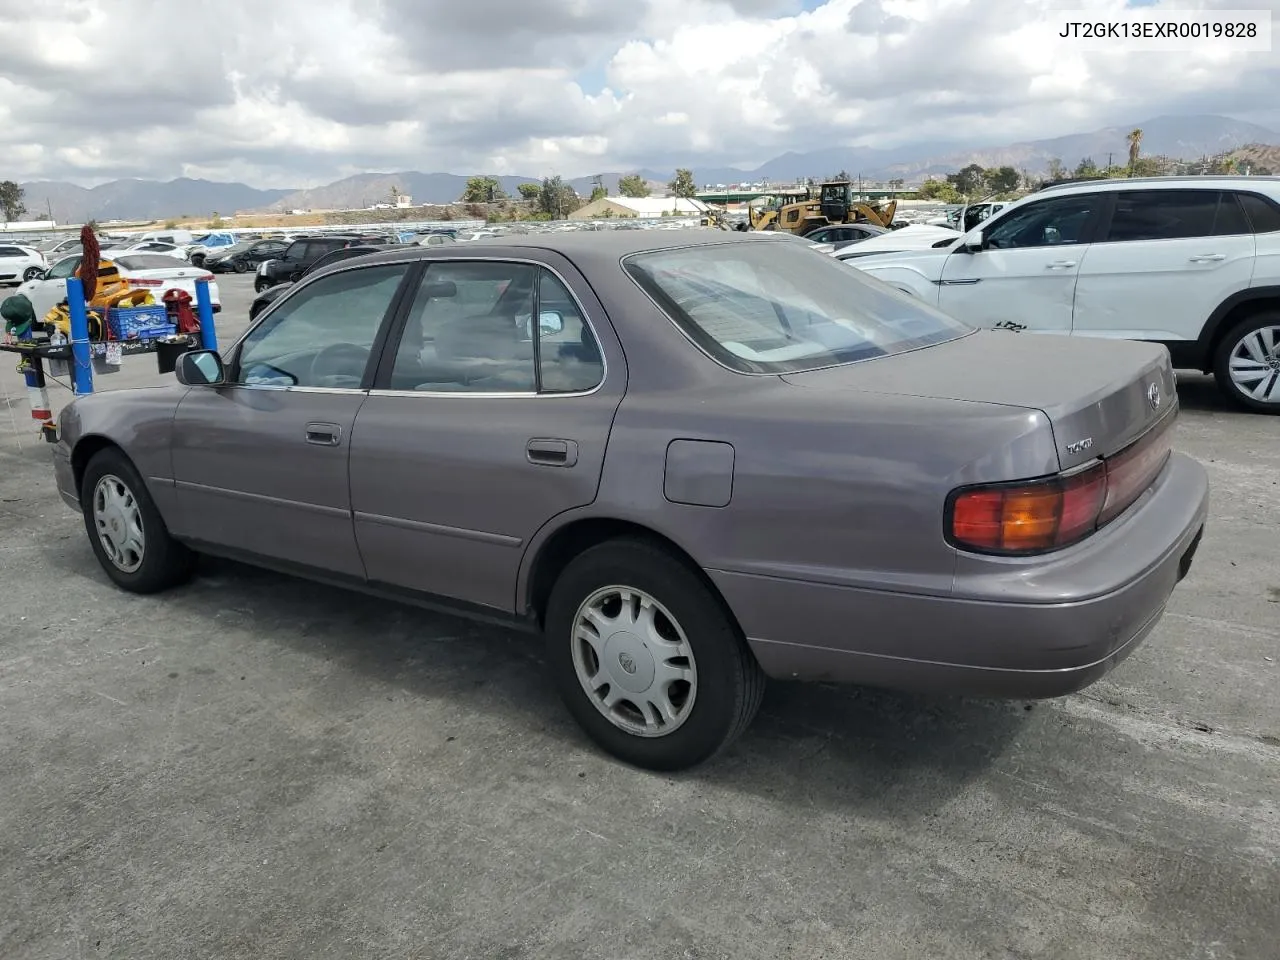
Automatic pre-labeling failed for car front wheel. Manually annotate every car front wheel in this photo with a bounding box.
[1213,311,1280,413]
[80,447,197,593]
[544,538,765,770]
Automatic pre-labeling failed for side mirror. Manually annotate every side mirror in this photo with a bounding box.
[174,349,225,386]
[520,310,565,338]
[962,229,986,253]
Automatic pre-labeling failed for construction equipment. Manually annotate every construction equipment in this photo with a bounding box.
[750,181,897,236]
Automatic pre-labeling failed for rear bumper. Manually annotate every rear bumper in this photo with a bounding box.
[710,451,1209,699]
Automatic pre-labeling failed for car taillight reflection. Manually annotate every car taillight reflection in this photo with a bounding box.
[947,416,1174,555]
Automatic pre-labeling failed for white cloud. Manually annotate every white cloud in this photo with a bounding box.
[0,0,1273,187]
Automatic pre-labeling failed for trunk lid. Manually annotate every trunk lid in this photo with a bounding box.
[781,330,1176,471]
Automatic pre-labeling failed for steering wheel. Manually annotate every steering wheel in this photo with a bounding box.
[307,342,370,386]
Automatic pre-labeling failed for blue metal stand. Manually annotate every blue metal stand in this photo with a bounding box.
[65,277,94,395]
[195,278,217,352]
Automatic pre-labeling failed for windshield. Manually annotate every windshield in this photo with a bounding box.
[113,254,190,271]
[624,240,972,374]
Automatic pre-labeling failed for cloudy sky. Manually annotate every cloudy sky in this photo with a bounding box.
[0,0,1275,188]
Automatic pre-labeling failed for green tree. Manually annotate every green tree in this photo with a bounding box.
[889,178,905,191]
[1074,157,1102,179]
[209,212,224,228]
[517,183,541,201]
[918,178,960,203]
[461,175,506,203]
[1126,128,1143,175]
[617,174,650,198]
[590,185,607,202]
[946,163,986,196]
[982,166,1020,194]
[538,176,580,219]
[667,168,697,199]
[832,169,853,182]
[0,180,27,221]
[1046,157,1067,181]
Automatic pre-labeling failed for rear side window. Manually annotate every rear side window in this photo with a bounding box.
[1237,192,1280,233]
[1105,190,1248,241]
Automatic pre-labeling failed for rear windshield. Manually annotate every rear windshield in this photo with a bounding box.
[623,240,971,374]
[113,255,188,271]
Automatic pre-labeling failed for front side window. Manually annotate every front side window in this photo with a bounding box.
[624,240,971,375]
[48,257,81,279]
[983,195,1101,249]
[234,264,408,389]
[1105,190,1248,242]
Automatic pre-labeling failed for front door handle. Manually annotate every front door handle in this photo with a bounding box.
[527,438,578,467]
[1188,253,1226,262]
[305,422,342,446]
[1046,260,1077,269]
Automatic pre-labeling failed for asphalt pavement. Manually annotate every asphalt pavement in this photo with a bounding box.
[1,274,1278,960]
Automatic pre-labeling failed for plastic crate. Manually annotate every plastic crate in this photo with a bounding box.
[107,305,173,340]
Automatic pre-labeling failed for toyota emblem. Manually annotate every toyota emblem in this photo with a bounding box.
[1147,382,1161,410]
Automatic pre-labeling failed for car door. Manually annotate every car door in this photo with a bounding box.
[22,255,81,318]
[349,255,624,612]
[169,262,414,578]
[1072,189,1256,342]
[935,192,1105,334]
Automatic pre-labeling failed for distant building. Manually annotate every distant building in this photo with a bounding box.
[569,196,704,220]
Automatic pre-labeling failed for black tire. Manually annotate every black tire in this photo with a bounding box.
[23,266,42,282]
[1212,310,1280,414]
[544,538,765,771]
[80,447,197,594]
[254,278,270,293]
[232,259,248,273]
[190,253,205,267]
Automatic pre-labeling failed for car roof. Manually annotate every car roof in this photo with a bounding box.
[1036,175,1280,197]
[338,229,791,280]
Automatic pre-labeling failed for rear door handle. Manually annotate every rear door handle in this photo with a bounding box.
[1188,253,1226,262]
[1046,260,1077,269]
[305,422,342,446]
[527,438,578,467]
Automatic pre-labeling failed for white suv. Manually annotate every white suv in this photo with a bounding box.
[848,176,1280,413]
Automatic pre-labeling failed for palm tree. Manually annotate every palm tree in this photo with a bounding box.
[1127,128,1143,175]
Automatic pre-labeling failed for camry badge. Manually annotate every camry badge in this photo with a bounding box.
[1147,382,1162,410]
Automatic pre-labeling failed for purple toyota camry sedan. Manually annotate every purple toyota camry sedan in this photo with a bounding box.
[52,230,1208,770]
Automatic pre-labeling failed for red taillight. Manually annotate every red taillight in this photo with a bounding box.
[129,278,163,287]
[948,416,1173,555]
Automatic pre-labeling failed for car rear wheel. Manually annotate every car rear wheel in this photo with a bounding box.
[80,448,197,593]
[23,266,43,282]
[1213,311,1280,413]
[232,259,248,273]
[544,538,764,770]
[190,253,205,267]
[253,278,270,293]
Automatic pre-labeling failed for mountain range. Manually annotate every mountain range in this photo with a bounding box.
[16,114,1277,224]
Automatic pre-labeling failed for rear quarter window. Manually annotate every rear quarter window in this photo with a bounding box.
[1237,192,1280,233]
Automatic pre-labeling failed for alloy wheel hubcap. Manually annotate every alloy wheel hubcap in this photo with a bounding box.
[1228,324,1280,404]
[92,474,145,573]
[571,586,697,738]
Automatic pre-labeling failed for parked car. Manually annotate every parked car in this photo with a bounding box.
[801,223,889,249]
[111,240,190,261]
[248,244,389,320]
[15,253,221,320]
[0,244,47,285]
[255,235,368,291]
[205,238,290,274]
[186,232,239,266]
[831,224,963,262]
[51,231,1207,770]
[847,176,1280,412]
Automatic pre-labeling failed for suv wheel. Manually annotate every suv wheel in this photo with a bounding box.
[1213,310,1280,413]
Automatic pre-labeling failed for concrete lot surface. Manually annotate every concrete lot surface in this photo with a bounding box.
[2,275,1278,959]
